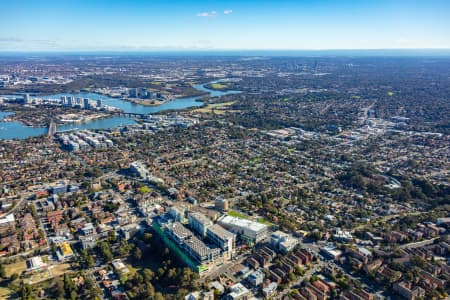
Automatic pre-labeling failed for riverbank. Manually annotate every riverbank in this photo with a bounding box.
[59,112,113,124]
[123,97,171,107]
[0,79,241,139]
[0,105,118,128]
[119,88,209,107]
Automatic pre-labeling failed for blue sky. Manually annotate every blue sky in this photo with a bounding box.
[0,0,449,51]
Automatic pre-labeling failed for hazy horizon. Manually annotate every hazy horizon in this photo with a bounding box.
[1,49,450,58]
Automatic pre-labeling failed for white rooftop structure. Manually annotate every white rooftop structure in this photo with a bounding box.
[26,256,47,271]
[270,230,299,254]
[112,259,130,274]
[218,215,268,243]
[227,283,250,300]
[0,214,14,225]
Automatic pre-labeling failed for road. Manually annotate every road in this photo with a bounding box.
[399,237,439,249]
[0,191,34,218]
[204,253,247,281]
[359,101,376,125]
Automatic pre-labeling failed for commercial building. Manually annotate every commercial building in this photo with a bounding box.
[270,231,299,254]
[166,222,192,245]
[184,235,221,265]
[68,96,75,106]
[185,291,214,300]
[215,197,229,211]
[206,224,236,260]
[189,212,213,238]
[218,215,268,243]
[168,206,187,223]
[139,87,148,98]
[24,93,31,104]
[130,161,150,179]
[320,246,343,260]
[52,183,68,194]
[83,98,90,109]
[262,282,278,299]
[79,235,97,249]
[129,88,138,98]
[165,222,220,265]
[96,99,103,108]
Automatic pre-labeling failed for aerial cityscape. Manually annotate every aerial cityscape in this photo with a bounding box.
[0,1,449,300]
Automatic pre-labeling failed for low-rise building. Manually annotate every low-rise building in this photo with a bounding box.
[26,256,48,272]
[262,282,278,299]
[247,269,265,287]
[57,242,74,261]
[320,246,342,260]
[393,281,426,300]
[270,231,299,254]
[226,283,251,300]
[112,259,130,275]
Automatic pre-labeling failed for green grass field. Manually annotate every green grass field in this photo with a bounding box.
[194,101,236,114]
[227,210,248,219]
[0,286,13,299]
[138,186,152,194]
[257,218,272,226]
[4,260,26,277]
[210,83,227,90]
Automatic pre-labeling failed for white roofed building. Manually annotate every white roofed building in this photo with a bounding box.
[218,215,268,243]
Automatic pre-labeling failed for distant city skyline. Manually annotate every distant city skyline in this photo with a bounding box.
[0,0,449,51]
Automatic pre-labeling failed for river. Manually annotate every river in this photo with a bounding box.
[0,81,239,140]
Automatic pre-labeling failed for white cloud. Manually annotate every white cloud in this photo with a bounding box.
[224,9,233,15]
[197,11,217,17]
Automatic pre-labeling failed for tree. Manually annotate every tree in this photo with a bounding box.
[98,242,113,262]
[10,273,19,281]
[108,230,118,243]
[51,278,65,300]
[64,273,75,299]
[79,249,94,268]
[142,232,153,244]
[154,292,165,300]
[20,282,34,300]
[133,247,143,261]
[0,264,5,278]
